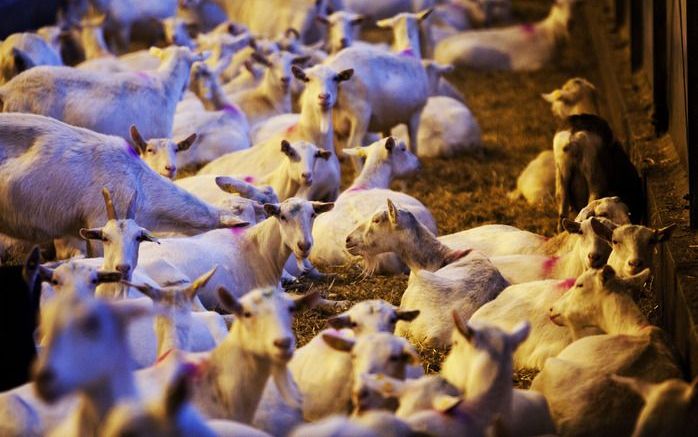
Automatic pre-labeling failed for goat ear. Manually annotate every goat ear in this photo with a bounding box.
[322,332,355,352]
[395,309,420,322]
[342,147,366,159]
[186,266,217,300]
[335,68,354,82]
[79,228,104,241]
[215,176,246,194]
[217,287,243,316]
[292,291,321,311]
[122,280,160,300]
[509,321,531,348]
[610,374,652,399]
[561,218,581,234]
[38,265,54,283]
[590,217,614,242]
[291,55,310,65]
[375,17,393,28]
[444,248,472,265]
[312,201,334,214]
[251,51,272,68]
[652,223,676,243]
[112,301,152,326]
[363,373,405,398]
[402,345,421,365]
[386,199,399,225]
[176,133,197,152]
[315,149,332,160]
[129,125,148,154]
[264,203,281,217]
[280,140,298,160]
[541,90,559,102]
[622,268,651,290]
[601,265,616,284]
[315,15,329,25]
[96,271,122,284]
[433,395,463,414]
[418,8,434,21]
[351,15,364,25]
[327,314,353,329]
[291,65,309,82]
[12,48,35,74]
[452,311,473,342]
[165,371,191,418]
[384,136,396,152]
[138,229,159,244]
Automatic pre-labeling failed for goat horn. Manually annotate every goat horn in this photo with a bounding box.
[102,187,117,220]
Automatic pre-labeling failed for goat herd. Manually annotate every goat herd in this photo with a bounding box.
[0,0,694,436]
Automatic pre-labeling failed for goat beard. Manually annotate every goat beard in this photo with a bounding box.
[272,364,301,408]
[319,111,331,135]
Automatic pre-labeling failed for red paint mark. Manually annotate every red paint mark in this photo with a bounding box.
[521,23,536,35]
[399,48,415,57]
[557,277,576,291]
[285,123,298,135]
[542,256,559,277]
[182,357,209,381]
[230,226,247,236]
[222,104,241,115]
[155,348,173,365]
[346,184,368,193]
[243,176,255,183]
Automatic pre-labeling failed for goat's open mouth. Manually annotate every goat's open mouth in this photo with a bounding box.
[549,313,564,326]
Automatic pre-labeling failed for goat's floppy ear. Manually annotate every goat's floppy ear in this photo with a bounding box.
[541,90,560,103]
[335,68,354,82]
[79,228,104,241]
[264,203,281,217]
[417,8,434,21]
[292,65,309,82]
[138,230,159,244]
[176,133,197,152]
[312,201,334,214]
[292,291,321,311]
[652,223,676,243]
[395,309,420,322]
[38,265,54,283]
[217,287,243,316]
[129,125,148,154]
[322,332,355,352]
[452,311,473,341]
[561,218,581,234]
[590,217,614,242]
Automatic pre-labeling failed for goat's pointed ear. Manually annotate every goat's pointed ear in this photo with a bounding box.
[281,140,298,159]
[327,314,352,329]
[292,55,310,65]
[251,51,272,67]
[384,136,396,152]
[315,149,332,160]
[176,133,197,152]
[622,268,651,290]
[418,8,433,21]
[215,176,246,194]
[601,265,616,284]
[386,199,399,225]
[375,17,393,28]
[122,280,160,300]
[292,65,309,82]
[129,125,148,154]
[590,217,614,242]
[112,301,152,326]
[96,271,122,284]
[186,266,217,300]
[433,394,463,414]
[165,371,191,418]
[292,291,321,311]
[315,15,329,25]
[312,201,334,214]
[138,230,159,244]
[342,147,366,159]
[541,90,559,102]
[264,203,281,217]
[218,287,243,316]
[452,311,473,341]
[395,309,420,322]
[38,265,54,283]
[509,321,531,349]
[561,218,581,234]
[12,48,35,74]
[652,223,676,243]
[335,68,354,82]
[79,228,104,241]
[610,374,652,399]
[351,15,364,25]
[322,332,355,352]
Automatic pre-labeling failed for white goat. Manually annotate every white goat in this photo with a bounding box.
[435,0,577,71]
[440,315,555,437]
[611,375,698,437]
[136,198,333,308]
[342,0,436,20]
[289,410,412,437]
[533,266,683,436]
[317,11,365,54]
[376,9,433,57]
[201,64,353,201]
[129,125,197,179]
[508,150,556,205]
[310,136,434,273]
[0,33,62,85]
[0,46,206,143]
[326,45,429,155]
[542,77,600,119]
[0,114,247,251]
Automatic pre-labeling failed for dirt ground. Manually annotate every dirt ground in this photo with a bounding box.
[290,0,606,387]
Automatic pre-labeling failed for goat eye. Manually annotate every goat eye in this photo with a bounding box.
[372,217,381,224]
[243,311,252,318]
[280,215,287,221]
[389,355,400,362]
[288,305,296,313]
[51,279,59,286]
[612,240,619,245]
[576,283,583,288]
[91,277,98,285]
[147,149,154,153]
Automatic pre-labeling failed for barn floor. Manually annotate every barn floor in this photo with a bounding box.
[289,0,661,388]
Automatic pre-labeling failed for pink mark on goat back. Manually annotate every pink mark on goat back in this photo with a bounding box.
[542,256,559,277]
[345,184,368,193]
[135,71,152,82]
[222,104,241,115]
[243,176,256,183]
[557,277,576,291]
[521,23,536,35]
[399,48,416,57]
[285,123,298,135]
[230,226,247,237]
[124,141,139,159]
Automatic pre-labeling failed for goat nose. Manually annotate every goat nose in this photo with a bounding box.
[298,241,311,252]
[273,337,292,350]
[318,93,330,101]
[281,77,290,84]
[345,235,353,244]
